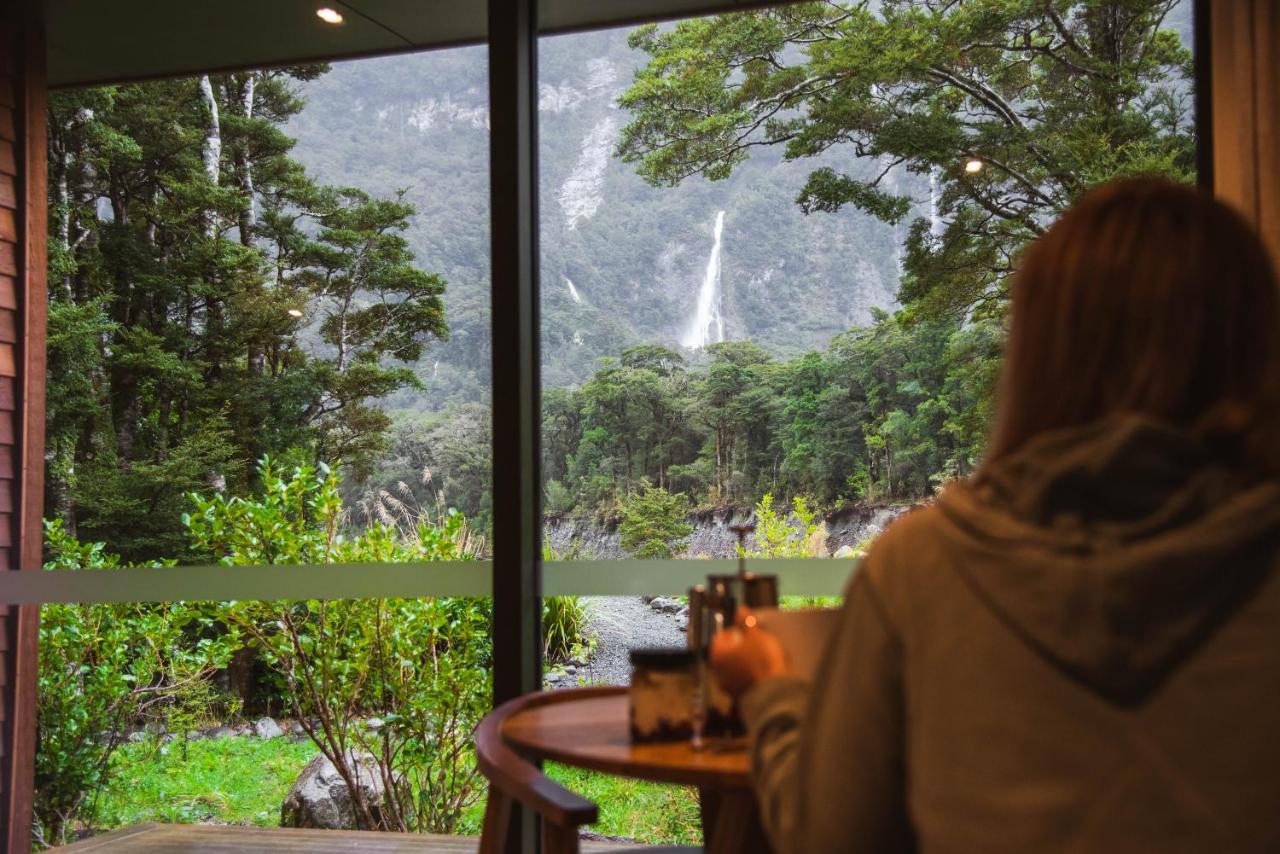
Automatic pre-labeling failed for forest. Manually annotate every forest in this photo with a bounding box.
[34,0,1194,845]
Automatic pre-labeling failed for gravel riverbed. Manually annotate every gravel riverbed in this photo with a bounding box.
[569,596,687,687]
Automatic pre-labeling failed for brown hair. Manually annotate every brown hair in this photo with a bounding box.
[985,178,1280,472]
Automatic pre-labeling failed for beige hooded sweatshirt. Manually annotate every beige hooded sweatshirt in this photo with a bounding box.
[742,415,1280,853]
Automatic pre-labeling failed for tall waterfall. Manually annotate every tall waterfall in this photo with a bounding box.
[564,276,582,304]
[928,167,943,237]
[682,210,727,350]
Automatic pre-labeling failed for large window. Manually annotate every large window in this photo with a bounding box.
[22,0,1199,849]
[537,1,1196,843]
[37,47,495,845]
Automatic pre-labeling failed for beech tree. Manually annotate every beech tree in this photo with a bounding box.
[46,69,450,560]
[617,0,1194,320]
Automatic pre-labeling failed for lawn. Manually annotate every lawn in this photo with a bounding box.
[89,737,702,846]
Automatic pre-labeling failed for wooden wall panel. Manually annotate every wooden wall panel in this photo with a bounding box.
[0,4,45,851]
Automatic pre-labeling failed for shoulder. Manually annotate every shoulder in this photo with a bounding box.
[854,501,953,621]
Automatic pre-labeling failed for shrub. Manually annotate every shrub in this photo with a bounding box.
[35,522,239,847]
[742,493,826,559]
[187,460,492,833]
[619,484,693,559]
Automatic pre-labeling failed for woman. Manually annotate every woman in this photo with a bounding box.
[712,179,1280,853]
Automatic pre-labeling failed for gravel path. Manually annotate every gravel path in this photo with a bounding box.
[574,596,687,686]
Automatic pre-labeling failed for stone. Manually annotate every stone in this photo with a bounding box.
[206,726,237,740]
[253,717,284,739]
[127,730,147,743]
[186,730,205,742]
[364,717,385,730]
[280,751,390,830]
[563,665,577,675]
[289,722,307,737]
[649,597,682,614]
[833,545,859,559]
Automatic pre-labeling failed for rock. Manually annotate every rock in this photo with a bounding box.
[676,616,688,632]
[253,717,284,739]
[289,722,307,737]
[563,665,577,675]
[127,730,147,743]
[640,595,657,604]
[280,751,390,830]
[206,726,237,741]
[186,730,205,742]
[649,597,682,614]
[233,724,252,737]
[364,717,385,730]
[833,545,859,559]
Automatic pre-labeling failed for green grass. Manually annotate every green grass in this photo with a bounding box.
[92,739,701,846]
[546,763,702,845]
[92,737,318,829]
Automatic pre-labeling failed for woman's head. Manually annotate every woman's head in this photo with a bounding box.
[987,179,1280,469]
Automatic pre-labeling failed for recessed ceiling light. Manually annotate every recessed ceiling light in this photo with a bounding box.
[287,308,304,318]
[964,158,985,174]
[316,7,344,24]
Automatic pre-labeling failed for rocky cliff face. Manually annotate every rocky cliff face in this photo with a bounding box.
[288,24,922,407]
[546,503,912,560]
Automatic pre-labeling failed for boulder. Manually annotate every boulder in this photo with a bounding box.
[832,545,860,559]
[280,751,390,830]
[649,597,682,614]
[206,726,237,740]
[253,717,284,739]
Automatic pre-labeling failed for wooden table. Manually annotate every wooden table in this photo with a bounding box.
[500,687,771,854]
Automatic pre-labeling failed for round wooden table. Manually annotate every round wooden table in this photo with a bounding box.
[500,686,771,854]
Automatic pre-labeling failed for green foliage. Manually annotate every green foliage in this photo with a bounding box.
[191,460,491,834]
[743,494,825,559]
[542,311,1000,521]
[35,522,240,847]
[47,67,450,562]
[619,485,695,559]
[541,538,592,663]
[619,1,1194,322]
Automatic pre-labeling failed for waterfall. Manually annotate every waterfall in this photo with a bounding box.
[682,210,727,350]
[929,167,943,237]
[564,276,582,304]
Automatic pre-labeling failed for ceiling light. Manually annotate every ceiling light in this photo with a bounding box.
[964,158,985,174]
[316,7,344,24]
[287,308,304,318]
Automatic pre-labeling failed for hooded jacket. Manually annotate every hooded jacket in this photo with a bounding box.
[742,415,1280,853]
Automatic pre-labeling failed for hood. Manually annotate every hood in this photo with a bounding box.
[937,414,1280,706]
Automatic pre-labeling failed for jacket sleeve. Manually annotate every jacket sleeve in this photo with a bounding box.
[740,569,914,854]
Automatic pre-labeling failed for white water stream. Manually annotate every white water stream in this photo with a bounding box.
[564,276,582,304]
[682,210,727,350]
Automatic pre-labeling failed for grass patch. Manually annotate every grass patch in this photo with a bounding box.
[92,738,700,846]
[545,764,702,845]
[92,737,318,830]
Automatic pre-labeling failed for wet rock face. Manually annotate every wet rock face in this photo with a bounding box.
[280,751,390,830]
[544,503,915,560]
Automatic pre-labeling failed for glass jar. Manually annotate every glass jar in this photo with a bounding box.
[629,648,698,743]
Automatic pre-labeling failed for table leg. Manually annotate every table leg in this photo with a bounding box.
[700,788,771,854]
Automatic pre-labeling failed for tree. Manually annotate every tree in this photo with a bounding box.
[45,70,451,560]
[619,484,694,558]
[618,1,1194,321]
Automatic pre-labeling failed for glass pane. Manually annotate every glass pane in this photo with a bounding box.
[538,0,1197,578]
[36,595,492,842]
[538,1,1195,840]
[41,44,494,844]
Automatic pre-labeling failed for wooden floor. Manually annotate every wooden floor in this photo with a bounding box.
[61,823,637,852]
